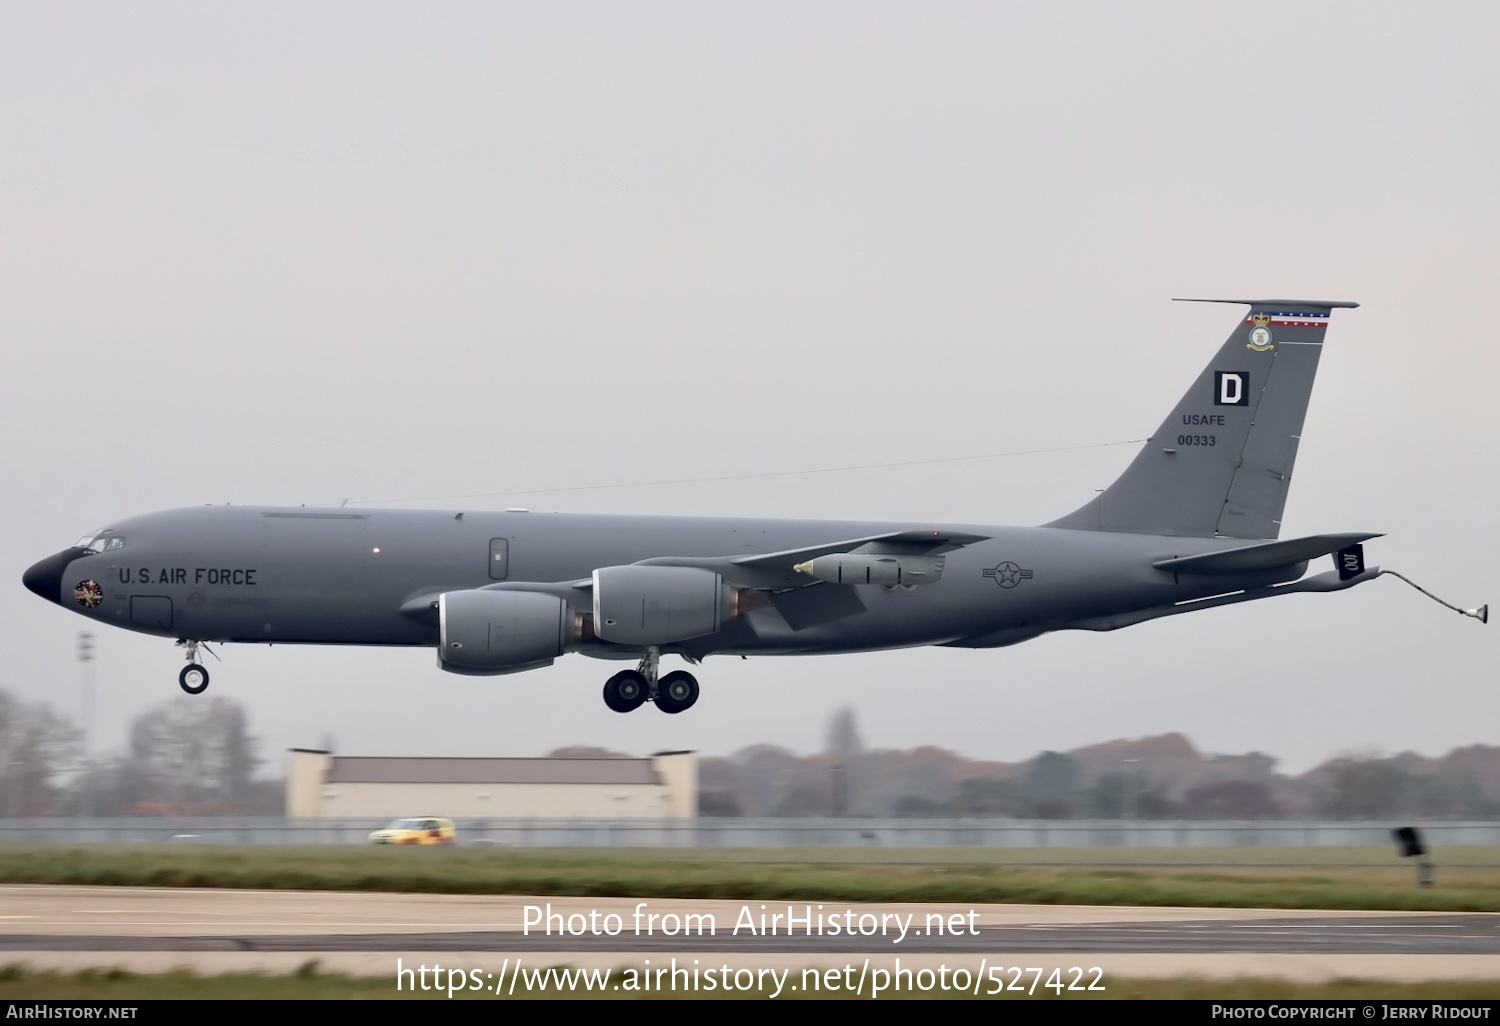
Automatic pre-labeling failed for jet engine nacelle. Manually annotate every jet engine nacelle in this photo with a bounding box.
[592,565,734,646]
[438,589,573,676]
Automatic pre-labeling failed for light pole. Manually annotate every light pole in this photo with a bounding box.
[5,758,17,820]
[78,632,94,818]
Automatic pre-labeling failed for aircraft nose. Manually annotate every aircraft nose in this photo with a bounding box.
[22,549,80,605]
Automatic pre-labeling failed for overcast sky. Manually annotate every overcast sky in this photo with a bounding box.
[2,2,1495,778]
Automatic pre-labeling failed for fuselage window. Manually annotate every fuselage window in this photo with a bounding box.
[105,537,126,551]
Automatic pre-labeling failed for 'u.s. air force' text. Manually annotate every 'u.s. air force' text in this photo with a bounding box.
[116,568,257,585]
[523,903,979,944]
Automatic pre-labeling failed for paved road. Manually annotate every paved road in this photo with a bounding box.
[2,915,1498,954]
[2,886,1497,981]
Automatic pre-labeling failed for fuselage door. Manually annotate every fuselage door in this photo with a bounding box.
[130,595,174,632]
[489,538,509,581]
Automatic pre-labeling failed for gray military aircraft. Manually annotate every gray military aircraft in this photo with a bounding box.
[24,299,1424,713]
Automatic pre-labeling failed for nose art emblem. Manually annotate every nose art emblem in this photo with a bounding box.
[73,580,103,607]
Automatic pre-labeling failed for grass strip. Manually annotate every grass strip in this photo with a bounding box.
[0,844,1496,910]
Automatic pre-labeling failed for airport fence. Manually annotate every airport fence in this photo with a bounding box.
[0,817,1497,847]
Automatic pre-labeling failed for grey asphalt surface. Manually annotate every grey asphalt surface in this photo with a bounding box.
[4,886,1499,980]
[1,914,1498,954]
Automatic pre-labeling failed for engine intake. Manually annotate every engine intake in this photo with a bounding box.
[438,589,572,676]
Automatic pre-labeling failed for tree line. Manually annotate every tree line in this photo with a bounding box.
[691,708,1500,820]
[0,689,280,816]
[3,689,1496,820]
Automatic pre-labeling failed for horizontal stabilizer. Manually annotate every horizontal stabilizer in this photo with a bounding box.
[1152,532,1382,575]
[1173,298,1360,309]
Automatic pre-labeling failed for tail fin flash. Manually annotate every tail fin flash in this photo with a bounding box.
[1047,298,1358,539]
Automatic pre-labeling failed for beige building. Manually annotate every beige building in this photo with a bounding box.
[285,749,697,819]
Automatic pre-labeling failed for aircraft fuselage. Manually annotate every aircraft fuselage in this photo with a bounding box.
[28,504,1301,658]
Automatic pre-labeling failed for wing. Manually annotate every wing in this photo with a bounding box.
[633,529,991,589]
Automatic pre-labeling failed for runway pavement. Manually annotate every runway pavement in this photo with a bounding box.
[1,885,1498,983]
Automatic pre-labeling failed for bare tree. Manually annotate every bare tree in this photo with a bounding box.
[0,690,82,817]
[118,696,267,814]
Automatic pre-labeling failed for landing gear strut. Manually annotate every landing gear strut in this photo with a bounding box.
[176,640,210,695]
[600,647,699,714]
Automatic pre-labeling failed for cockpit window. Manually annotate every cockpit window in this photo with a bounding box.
[73,532,124,554]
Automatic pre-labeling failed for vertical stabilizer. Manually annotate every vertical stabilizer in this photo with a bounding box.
[1046,299,1357,539]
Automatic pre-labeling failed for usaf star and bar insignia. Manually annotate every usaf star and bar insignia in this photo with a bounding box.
[983,562,1034,589]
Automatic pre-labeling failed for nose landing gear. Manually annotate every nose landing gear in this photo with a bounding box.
[175,640,216,695]
[601,647,699,714]
[179,663,209,695]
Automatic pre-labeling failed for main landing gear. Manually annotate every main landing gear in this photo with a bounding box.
[602,647,699,714]
[176,640,213,695]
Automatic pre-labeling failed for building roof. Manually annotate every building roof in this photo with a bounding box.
[325,756,661,786]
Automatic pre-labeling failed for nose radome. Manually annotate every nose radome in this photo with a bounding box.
[22,549,79,605]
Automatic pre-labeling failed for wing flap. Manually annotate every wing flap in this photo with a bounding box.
[768,581,869,630]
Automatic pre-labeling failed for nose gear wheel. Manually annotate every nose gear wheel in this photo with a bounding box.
[175,640,217,695]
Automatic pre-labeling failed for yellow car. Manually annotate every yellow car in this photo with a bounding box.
[368,817,457,845]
